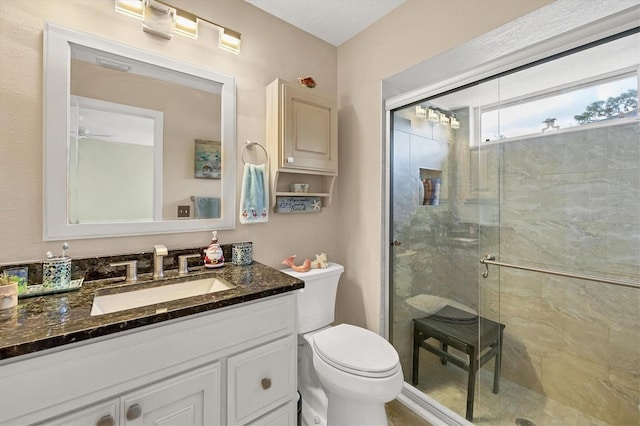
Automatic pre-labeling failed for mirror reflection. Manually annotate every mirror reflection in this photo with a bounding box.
[70,43,222,222]
[43,23,236,239]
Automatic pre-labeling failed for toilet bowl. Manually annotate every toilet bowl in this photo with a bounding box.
[282,263,403,426]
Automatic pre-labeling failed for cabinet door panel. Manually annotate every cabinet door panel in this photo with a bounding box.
[121,363,221,426]
[227,336,296,425]
[283,85,337,173]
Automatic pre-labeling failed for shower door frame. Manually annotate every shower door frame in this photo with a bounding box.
[381,3,640,425]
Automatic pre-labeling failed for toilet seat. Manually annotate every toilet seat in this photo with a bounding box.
[312,324,400,378]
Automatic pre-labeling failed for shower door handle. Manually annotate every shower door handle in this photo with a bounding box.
[391,241,402,247]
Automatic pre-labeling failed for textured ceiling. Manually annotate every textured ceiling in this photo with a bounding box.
[244,0,406,46]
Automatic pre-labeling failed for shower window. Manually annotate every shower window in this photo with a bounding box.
[479,71,638,143]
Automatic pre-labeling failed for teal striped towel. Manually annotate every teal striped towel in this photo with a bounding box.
[239,164,269,224]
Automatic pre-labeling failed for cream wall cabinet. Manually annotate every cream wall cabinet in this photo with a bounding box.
[266,78,338,208]
[1,294,297,426]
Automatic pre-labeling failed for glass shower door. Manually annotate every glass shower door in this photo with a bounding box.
[389,29,639,426]
[389,79,502,422]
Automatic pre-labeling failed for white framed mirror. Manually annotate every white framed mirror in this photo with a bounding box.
[43,23,236,240]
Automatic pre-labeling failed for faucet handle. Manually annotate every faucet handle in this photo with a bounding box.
[110,260,138,282]
[153,244,168,256]
[178,254,201,275]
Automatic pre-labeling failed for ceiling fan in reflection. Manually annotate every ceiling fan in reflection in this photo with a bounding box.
[70,126,114,139]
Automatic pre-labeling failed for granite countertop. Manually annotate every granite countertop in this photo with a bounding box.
[0,261,303,360]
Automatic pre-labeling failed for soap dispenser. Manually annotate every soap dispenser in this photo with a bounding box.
[204,231,225,268]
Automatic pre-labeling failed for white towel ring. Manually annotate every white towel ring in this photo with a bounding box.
[241,140,268,165]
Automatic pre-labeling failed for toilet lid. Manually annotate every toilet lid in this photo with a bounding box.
[312,324,400,378]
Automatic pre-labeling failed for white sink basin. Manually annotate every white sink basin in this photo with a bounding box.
[90,277,235,316]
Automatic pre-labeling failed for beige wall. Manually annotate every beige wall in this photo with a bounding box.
[0,0,553,331]
[334,0,553,331]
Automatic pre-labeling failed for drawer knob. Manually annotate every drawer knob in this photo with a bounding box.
[126,404,142,420]
[96,415,114,426]
[261,377,272,390]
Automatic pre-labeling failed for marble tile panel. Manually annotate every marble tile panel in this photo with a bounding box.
[500,173,543,222]
[606,122,640,170]
[501,133,562,176]
[540,274,638,331]
[541,352,618,424]
[608,328,640,382]
[558,126,608,174]
[606,223,640,274]
[589,169,640,225]
[539,304,610,365]
[501,342,544,394]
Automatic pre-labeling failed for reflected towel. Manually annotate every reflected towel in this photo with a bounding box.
[239,164,269,224]
[194,196,221,219]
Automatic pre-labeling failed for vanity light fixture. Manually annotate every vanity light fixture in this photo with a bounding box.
[427,108,440,123]
[417,105,461,130]
[174,9,198,39]
[114,0,241,53]
[115,0,144,19]
[219,27,242,54]
[142,0,175,39]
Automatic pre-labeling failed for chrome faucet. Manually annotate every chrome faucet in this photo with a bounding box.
[109,260,138,282]
[153,244,168,279]
[178,253,201,275]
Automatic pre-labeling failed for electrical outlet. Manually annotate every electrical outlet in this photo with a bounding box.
[177,205,190,218]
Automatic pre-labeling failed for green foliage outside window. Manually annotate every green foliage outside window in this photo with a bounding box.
[574,89,638,124]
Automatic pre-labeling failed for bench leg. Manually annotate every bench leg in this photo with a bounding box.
[440,341,448,365]
[493,328,504,394]
[412,331,420,386]
[466,348,476,422]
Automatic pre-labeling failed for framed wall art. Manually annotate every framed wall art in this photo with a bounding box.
[194,139,221,179]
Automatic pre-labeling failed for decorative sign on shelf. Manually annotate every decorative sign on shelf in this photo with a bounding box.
[276,196,321,213]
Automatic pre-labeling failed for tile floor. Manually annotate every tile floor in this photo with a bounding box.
[413,352,611,426]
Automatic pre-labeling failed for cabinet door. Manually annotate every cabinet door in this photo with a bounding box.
[41,399,119,426]
[121,363,221,426]
[282,84,337,173]
[227,336,296,425]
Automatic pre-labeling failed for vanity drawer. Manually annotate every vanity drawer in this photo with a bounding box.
[227,336,296,425]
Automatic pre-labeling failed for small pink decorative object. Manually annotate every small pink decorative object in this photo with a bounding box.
[282,255,311,272]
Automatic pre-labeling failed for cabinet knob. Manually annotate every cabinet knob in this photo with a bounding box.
[287,157,294,164]
[261,377,272,390]
[126,404,142,421]
[96,415,115,426]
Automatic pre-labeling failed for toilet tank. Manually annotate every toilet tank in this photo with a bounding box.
[281,263,344,334]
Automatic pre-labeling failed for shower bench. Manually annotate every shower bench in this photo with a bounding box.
[412,305,505,421]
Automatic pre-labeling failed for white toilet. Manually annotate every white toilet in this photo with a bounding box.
[282,263,404,426]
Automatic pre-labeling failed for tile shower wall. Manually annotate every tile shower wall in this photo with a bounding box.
[486,121,640,425]
[392,118,639,425]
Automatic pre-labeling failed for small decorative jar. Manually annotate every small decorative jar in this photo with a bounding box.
[232,242,253,266]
